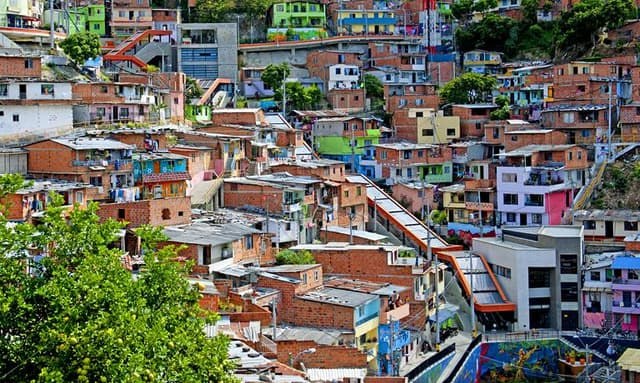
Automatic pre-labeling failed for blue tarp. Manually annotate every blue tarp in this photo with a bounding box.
[611,256,640,270]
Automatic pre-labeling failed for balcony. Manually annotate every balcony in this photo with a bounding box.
[283,201,302,213]
[612,278,640,291]
[465,201,494,211]
[611,301,640,314]
[72,159,133,171]
[381,303,410,324]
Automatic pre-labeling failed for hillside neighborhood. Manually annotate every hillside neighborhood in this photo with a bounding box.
[2,0,640,382]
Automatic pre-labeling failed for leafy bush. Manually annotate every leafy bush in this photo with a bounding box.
[275,249,315,265]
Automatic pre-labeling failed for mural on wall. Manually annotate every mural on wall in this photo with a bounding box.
[412,353,454,383]
[452,344,481,383]
[478,340,570,382]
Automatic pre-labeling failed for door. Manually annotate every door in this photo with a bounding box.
[605,221,614,238]
[112,106,118,122]
[520,213,527,225]
[19,84,26,99]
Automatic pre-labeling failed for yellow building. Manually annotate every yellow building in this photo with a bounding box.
[409,109,460,144]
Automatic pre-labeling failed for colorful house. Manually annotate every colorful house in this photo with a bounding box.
[496,144,588,226]
[312,116,382,172]
[268,1,327,41]
[335,8,396,35]
[611,256,640,333]
[132,152,190,200]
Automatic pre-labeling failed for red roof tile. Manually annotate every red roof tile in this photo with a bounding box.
[142,171,191,183]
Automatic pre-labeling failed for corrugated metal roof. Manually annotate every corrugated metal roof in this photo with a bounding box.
[306,368,367,382]
[617,348,640,372]
[611,256,640,270]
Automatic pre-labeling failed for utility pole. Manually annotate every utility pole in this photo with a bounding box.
[271,295,277,340]
[388,316,394,376]
[607,79,613,162]
[351,122,356,172]
[49,0,55,51]
[425,181,439,350]
[349,212,354,244]
[477,190,483,238]
[470,251,476,337]
[373,197,378,232]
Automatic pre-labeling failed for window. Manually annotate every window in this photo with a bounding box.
[356,186,361,196]
[380,151,387,160]
[117,209,125,219]
[561,282,578,301]
[568,151,573,160]
[583,220,596,230]
[24,59,33,69]
[560,254,578,274]
[493,264,511,278]
[577,85,586,93]
[245,235,253,249]
[590,271,601,281]
[502,173,517,183]
[531,213,542,224]
[577,151,582,159]
[0,111,3,116]
[525,194,544,206]
[12,114,19,122]
[302,273,308,285]
[93,23,99,30]
[344,190,349,198]
[503,193,518,205]
[506,213,516,222]
[624,221,638,231]
[314,270,319,281]
[415,111,424,117]
[162,208,171,220]
[0,84,7,96]
[417,150,424,158]
[446,128,456,136]
[529,268,551,288]
[41,84,54,95]
[89,176,102,186]
[75,191,84,204]
[422,129,434,136]
[511,135,518,141]
[562,112,575,123]
[335,67,341,75]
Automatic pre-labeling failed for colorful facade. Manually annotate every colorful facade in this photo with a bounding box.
[268,1,327,41]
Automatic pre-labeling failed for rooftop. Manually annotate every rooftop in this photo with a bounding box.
[163,222,259,247]
[574,209,640,222]
[324,225,387,241]
[50,137,135,151]
[273,326,351,345]
[611,256,640,270]
[16,179,94,194]
[292,242,401,252]
[500,144,576,157]
[324,277,408,296]
[260,264,321,273]
[297,286,378,308]
[374,142,438,150]
[617,348,640,373]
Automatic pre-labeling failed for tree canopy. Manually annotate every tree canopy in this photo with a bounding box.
[439,72,497,105]
[193,0,233,23]
[556,0,634,48]
[275,82,324,111]
[0,175,237,383]
[261,63,290,93]
[275,249,315,265]
[59,32,101,65]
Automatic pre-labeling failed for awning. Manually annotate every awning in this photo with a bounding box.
[190,179,222,206]
[429,308,456,324]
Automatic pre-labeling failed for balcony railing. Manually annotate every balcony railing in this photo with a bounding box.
[613,278,640,286]
[524,200,544,207]
[72,159,132,168]
[465,201,494,211]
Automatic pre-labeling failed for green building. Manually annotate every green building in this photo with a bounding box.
[85,4,107,37]
[268,1,327,41]
[43,5,106,36]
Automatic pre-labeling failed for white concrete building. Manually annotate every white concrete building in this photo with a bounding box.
[473,225,584,331]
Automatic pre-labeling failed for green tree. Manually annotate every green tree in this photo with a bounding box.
[451,0,474,23]
[185,77,203,101]
[556,0,633,48]
[439,72,497,105]
[275,249,315,265]
[194,0,233,23]
[235,0,274,19]
[0,175,238,383]
[303,85,323,110]
[59,32,101,66]
[261,63,290,93]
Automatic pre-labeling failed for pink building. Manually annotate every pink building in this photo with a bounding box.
[611,257,640,333]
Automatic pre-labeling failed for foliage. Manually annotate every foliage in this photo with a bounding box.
[439,72,497,105]
[59,32,101,65]
[556,0,634,48]
[275,249,315,265]
[194,0,233,22]
[455,14,517,57]
[185,77,203,102]
[0,174,238,383]
[430,210,448,225]
[235,0,274,18]
[490,105,511,120]
[451,0,497,22]
[261,63,290,92]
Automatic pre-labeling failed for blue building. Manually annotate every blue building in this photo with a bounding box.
[378,320,411,376]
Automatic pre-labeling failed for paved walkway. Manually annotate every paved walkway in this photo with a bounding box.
[436,332,473,383]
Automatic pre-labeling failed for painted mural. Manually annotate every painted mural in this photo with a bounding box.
[452,343,481,383]
[478,340,570,382]
[412,353,454,383]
